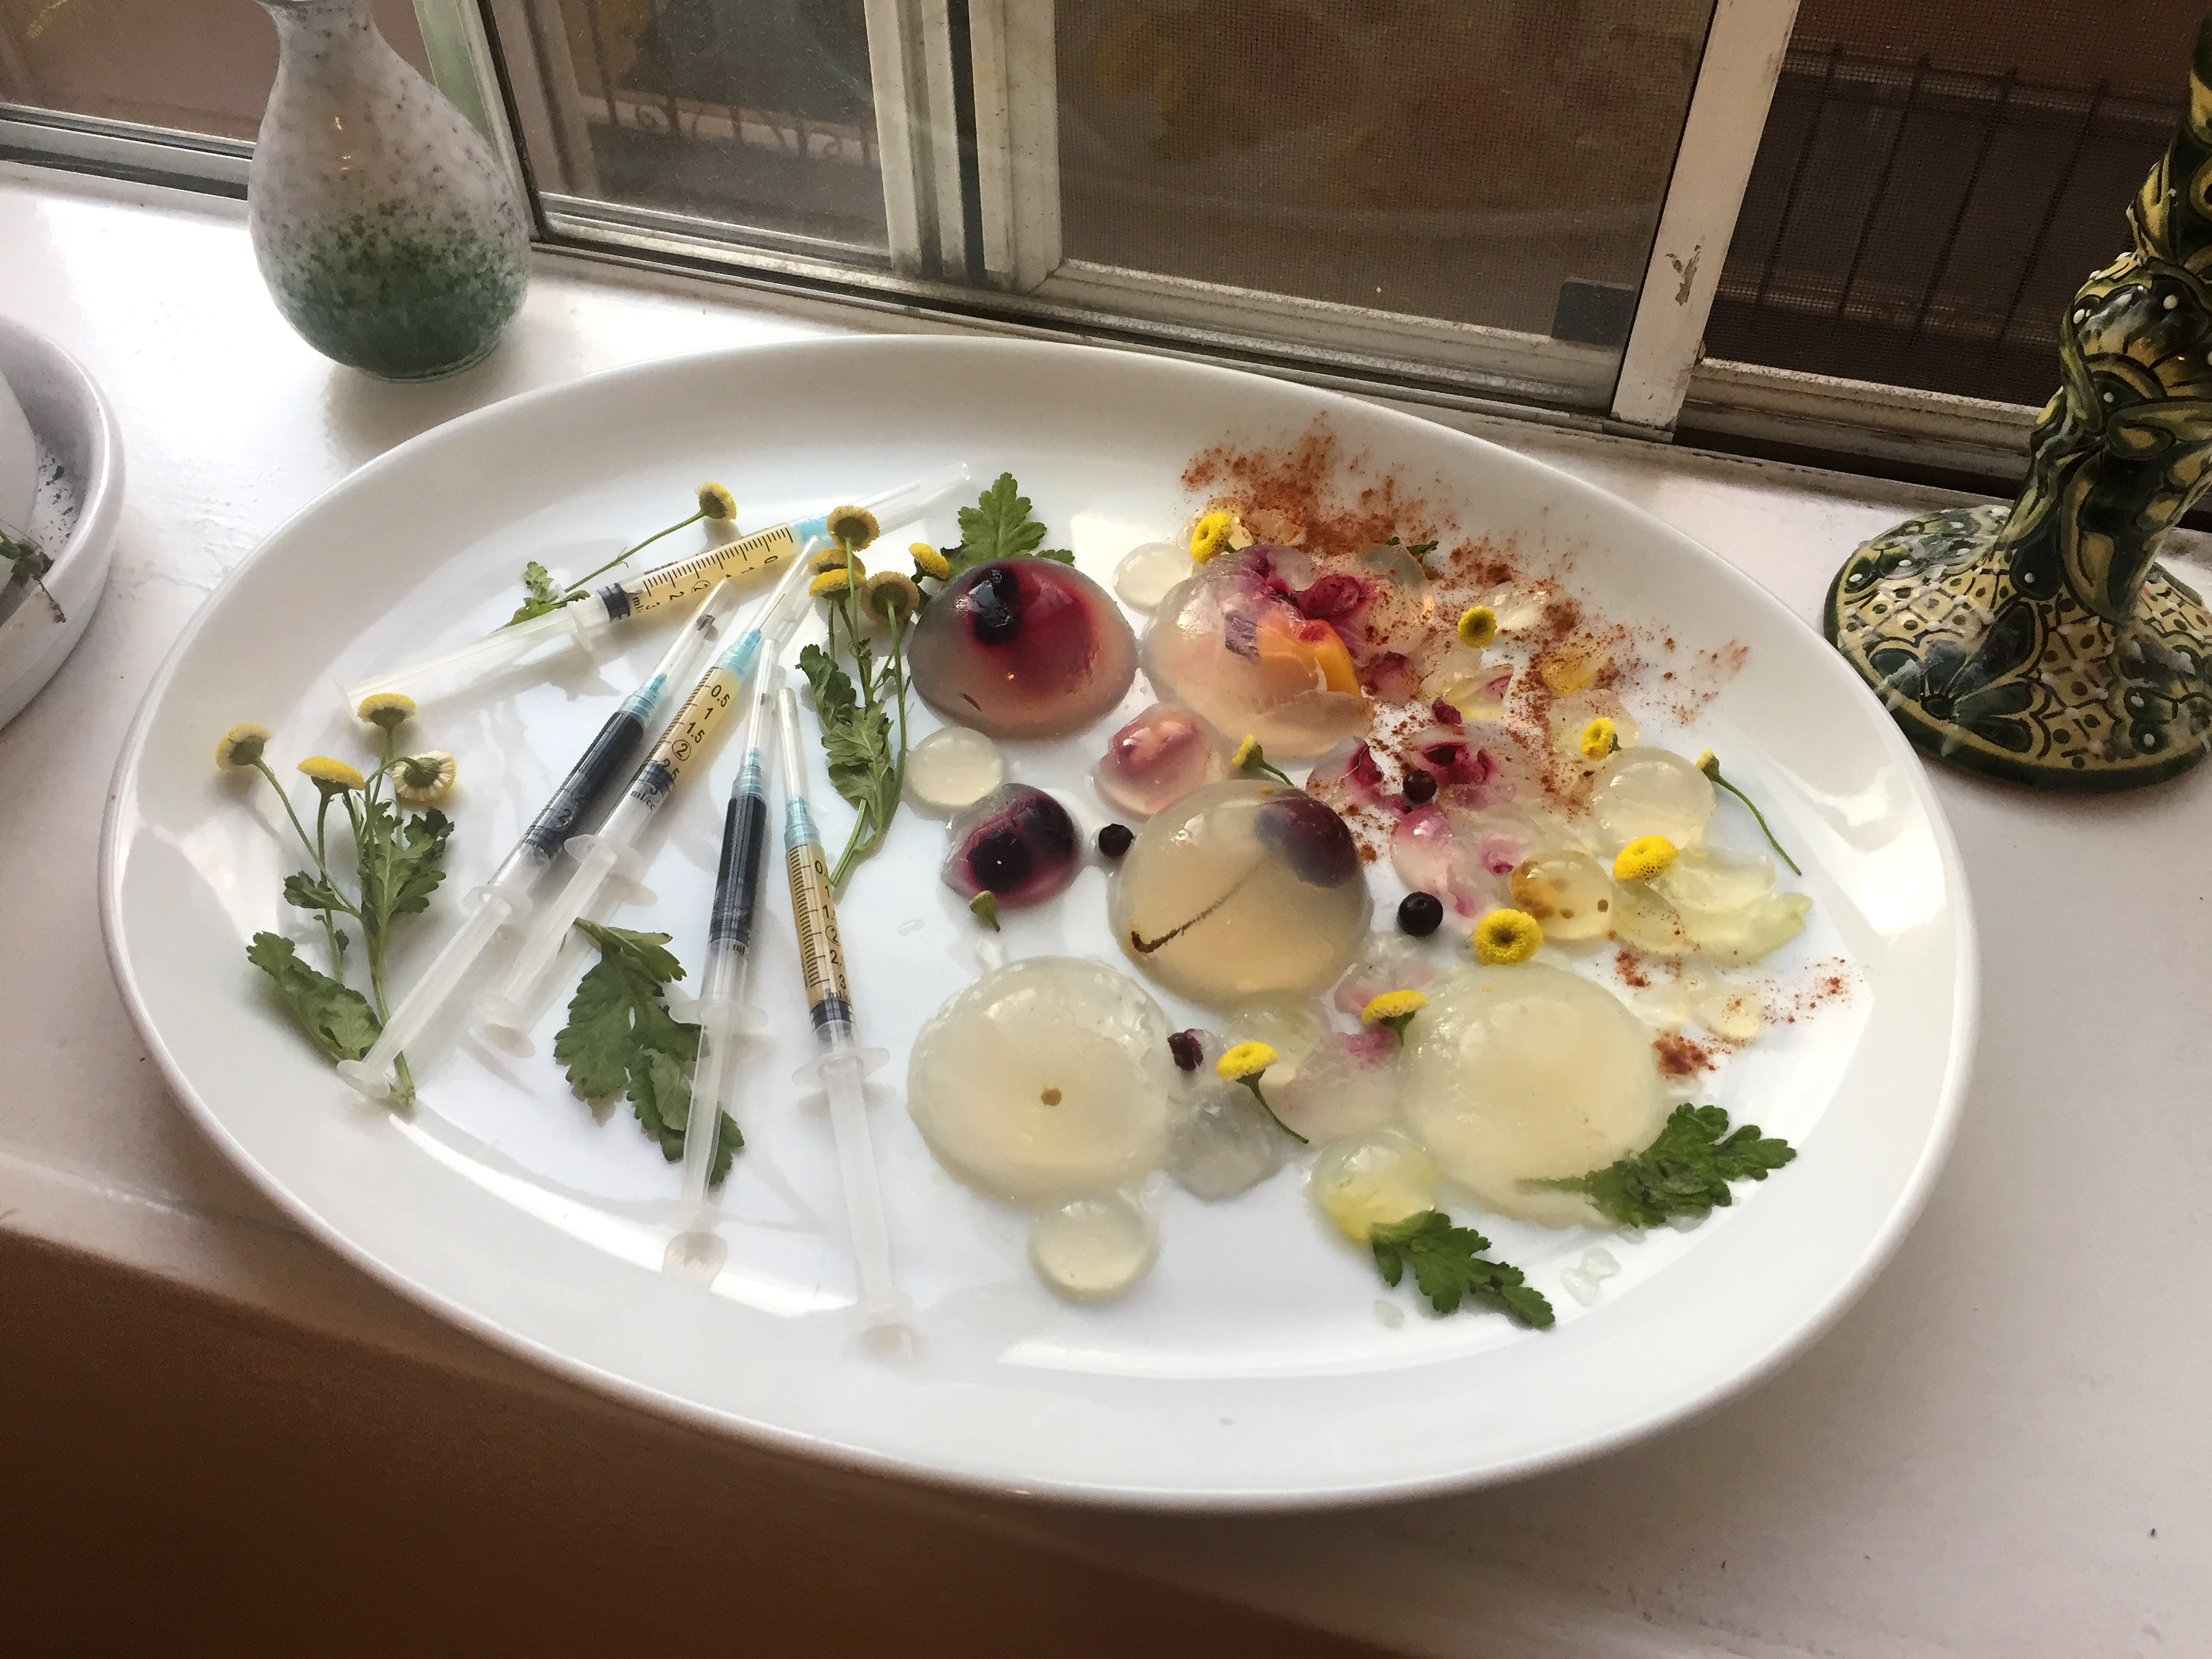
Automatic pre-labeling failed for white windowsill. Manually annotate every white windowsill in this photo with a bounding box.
[3,160,2205,1659]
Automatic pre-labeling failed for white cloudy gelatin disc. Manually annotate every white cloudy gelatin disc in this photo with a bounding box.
[904,725,1006,817]
[1113,540,1191,611]
[1029,1191,1159,1300]
[1400,962,1668,1227]
[907,956,1175,1202]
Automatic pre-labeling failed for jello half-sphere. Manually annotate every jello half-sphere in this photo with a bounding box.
[909,559,1139,739]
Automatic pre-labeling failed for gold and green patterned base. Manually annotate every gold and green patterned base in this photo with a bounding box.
[1826,506,2212,791]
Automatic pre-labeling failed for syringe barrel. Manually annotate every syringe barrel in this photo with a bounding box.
[851,463,969,533]
[341,600,608,712]
[598,520,802,623]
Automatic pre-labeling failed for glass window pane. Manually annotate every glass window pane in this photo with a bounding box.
[0,0,432,142]
[532,0,888,256]
[1706,0,2203,407]
[1054,0,1719,405]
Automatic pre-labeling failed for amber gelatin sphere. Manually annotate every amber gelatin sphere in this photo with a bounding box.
[909,559,1139,739]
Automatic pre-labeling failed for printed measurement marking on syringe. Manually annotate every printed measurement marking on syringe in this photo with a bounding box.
[624,526,800,613]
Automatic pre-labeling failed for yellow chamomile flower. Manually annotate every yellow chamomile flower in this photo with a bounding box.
[862,569,921,625]
[1216,1040,1276,1082]
[1696,747,1719,777]
[1612,835,1679,882]
[1578,716,1618,761]
[1189,509,1237,564]
[825,504,882,550]
[1472,907,1542,965]
[298,755,365,794]
[355,691,416,732]
[1215,1040,1305,1142]
[809,567,855,597]
[696,481,737,521]
[808,546,867,575]
[215,722,272,771]
[393,750,456,806]
[910,541,951,580]
[1230,733,1293,785]
[1456,605,1498,649]
[1359,989,1428,1042]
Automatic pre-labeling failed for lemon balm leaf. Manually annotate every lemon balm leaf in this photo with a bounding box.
[246,932,381,1062]
[1368,1210,1554,1328]
[1533,1104,1796,1229]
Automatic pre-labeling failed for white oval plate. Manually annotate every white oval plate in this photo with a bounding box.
[102,338,1973,1509]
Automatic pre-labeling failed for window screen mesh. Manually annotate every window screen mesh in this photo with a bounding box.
[0,0,431,142]
[1706,0,2205,407]
[545,0,888,253]
[1055,0,1715,349]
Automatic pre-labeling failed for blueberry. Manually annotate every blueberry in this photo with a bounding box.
[1168,1030,1204,1071]
[1401,768,1436,804]
[1397,891,1444,937]
[1097,823,1134,859]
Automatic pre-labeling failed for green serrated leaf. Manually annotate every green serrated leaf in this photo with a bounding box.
[1368,1210,1554,1328]
[708,1110,742,1187]
[552,924,721,1172]
[941,472,1072,578]
[281,869,350,913]
[1530,1104,1797,1229]
[506,560,574,626]
[357,804,453,926]
[245,932,381,1062]
[630,1046,691,1153]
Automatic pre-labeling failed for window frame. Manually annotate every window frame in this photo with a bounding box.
[1,0,2045,474]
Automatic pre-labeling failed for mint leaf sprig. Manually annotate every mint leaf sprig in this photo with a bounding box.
[1532,1104,1796,1228]
[1369,1211,1555,1328]
[554,921,739,1185]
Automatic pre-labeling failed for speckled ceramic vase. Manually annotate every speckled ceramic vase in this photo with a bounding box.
[249,0,529,381]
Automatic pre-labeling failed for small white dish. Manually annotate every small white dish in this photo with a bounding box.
[0,314,125,729]
[100,338,1974,1508]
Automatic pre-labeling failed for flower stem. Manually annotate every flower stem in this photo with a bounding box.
[1713,774,1801,876]
[561,508,705,600]
[1238,1077,1307,1145]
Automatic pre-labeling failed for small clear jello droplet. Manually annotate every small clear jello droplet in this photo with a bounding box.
[905,726,1006,817]
[909,559,1139,739]
[1591,747,1715,848]
[1654,844,1774,913]
[1165,1081,1286,1200]
[1114,541,1191,611]
[1111,779,1372,1008]
[1093,703,1225,819]
[908,957,1176,1202]
[1510,850,1617,942]
[1029,1191,1159,1301]
[1310,1128,1439,1242]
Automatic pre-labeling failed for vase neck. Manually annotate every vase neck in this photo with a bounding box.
[262,0,375,41]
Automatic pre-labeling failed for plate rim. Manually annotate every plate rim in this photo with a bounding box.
[98,333,1980,1511]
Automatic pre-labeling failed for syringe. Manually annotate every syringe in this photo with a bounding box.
[343,463,967,711]
[334,579,745,1103]
[664,658,784,1263]
[474,556,815,1052]
[775,685,909,1345]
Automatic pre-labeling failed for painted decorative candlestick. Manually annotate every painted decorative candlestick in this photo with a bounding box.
[1826,23,2212,791]
[249,0,529,382]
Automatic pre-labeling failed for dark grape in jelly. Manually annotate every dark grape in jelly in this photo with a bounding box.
[909,559,1139,739]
